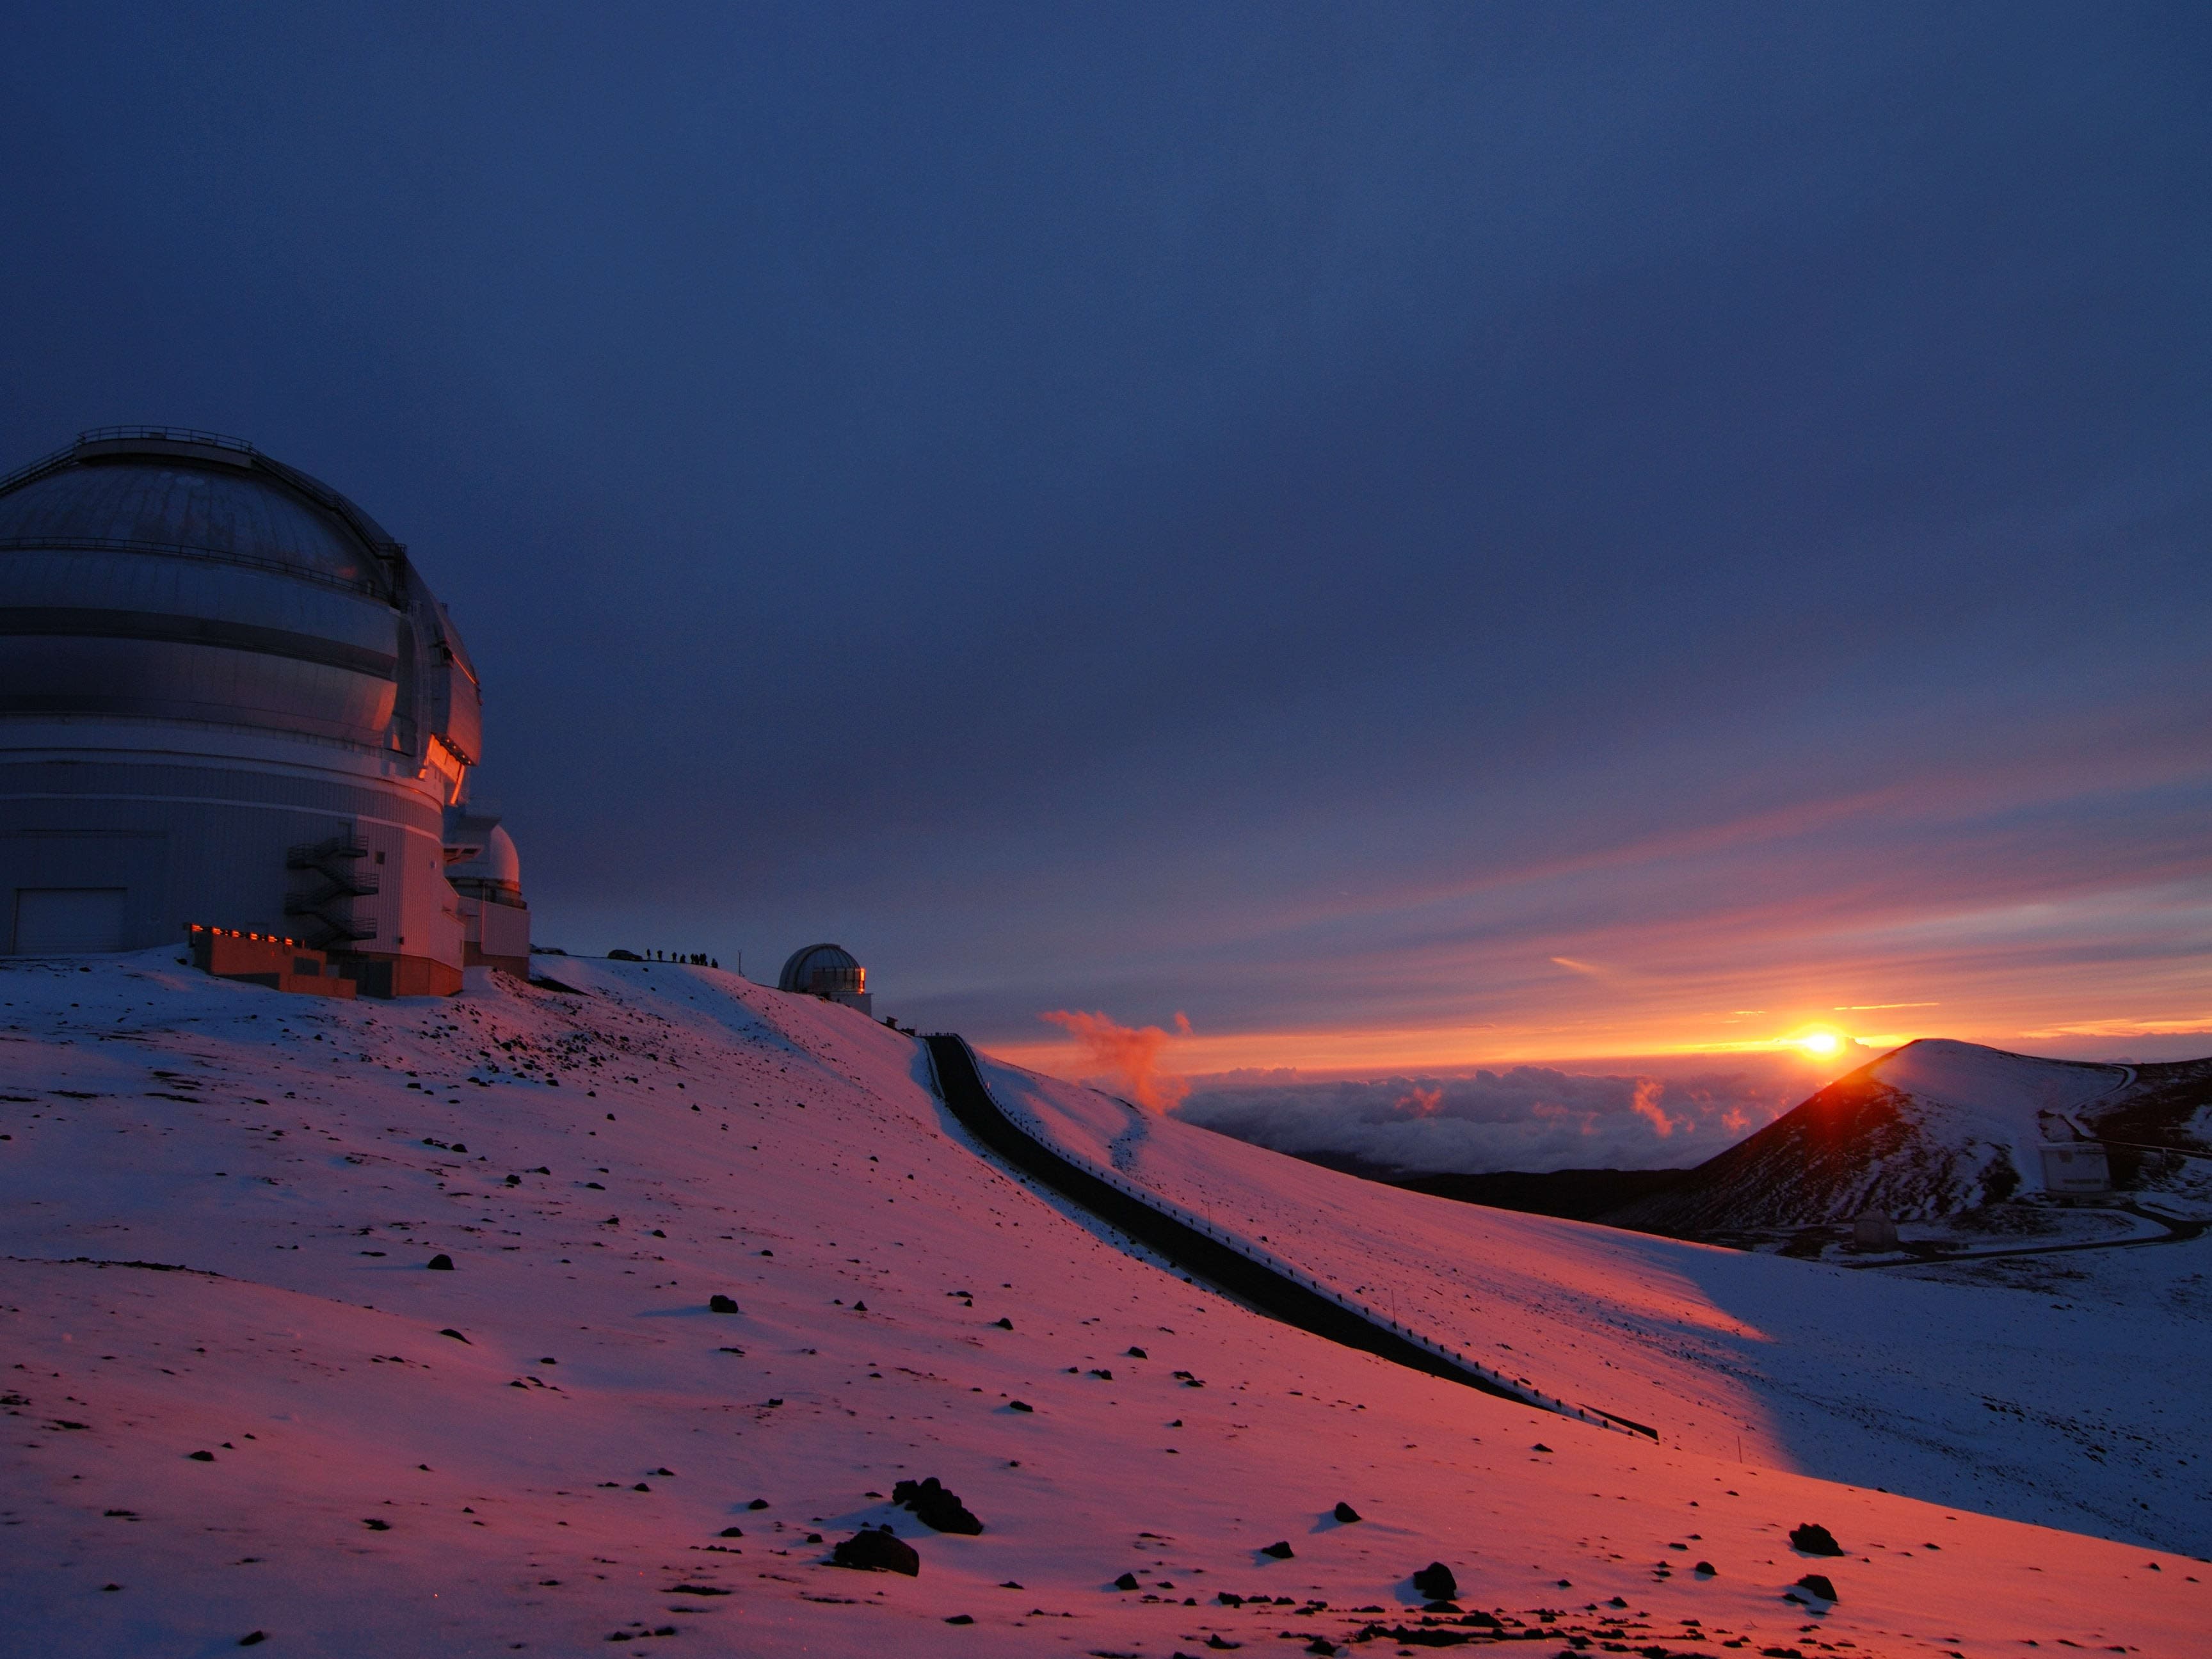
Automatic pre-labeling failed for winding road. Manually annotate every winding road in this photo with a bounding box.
[923,1032,1548,1409]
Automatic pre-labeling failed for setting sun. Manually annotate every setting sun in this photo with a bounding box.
[1797,1030,1842,1055]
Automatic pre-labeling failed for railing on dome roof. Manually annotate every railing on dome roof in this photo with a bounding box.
[0,427,260,501]
[0,440,89,501]
[76,424,258,454]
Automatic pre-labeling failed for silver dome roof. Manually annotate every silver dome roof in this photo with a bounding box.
[0,428,403,596]
[0,428,483,774]
[778,942,862,993]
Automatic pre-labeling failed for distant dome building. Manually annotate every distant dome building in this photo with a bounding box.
[777,942,870,1014]
[0,427,525,993]
[442,813,531,980]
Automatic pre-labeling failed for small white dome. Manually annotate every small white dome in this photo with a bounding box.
[444,813,521,890]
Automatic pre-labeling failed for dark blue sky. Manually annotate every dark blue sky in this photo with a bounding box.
[6,4,2208,1068]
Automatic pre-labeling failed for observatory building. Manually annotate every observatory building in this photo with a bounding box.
[778,942,870,1014]
[0,426,527,994]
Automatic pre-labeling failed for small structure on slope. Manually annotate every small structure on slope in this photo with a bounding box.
[1852,1210,1900,1249]
[2039,1139,2112,1196]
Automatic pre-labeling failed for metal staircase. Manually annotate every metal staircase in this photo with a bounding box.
[284,835,379,950]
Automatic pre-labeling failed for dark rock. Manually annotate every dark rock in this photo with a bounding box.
[1127,1345,1148,1358]
[188,1450,216,1461]
[101,1583,121,1592]
[664,1584,731,1596]
[1206,1637,1241,1650]
[426,1254,454,1271]
[1694,1560,1716,1576]
[1352,1624,1475,1648]
[831,1525,919,1575]
[718,1527,744,1537]
[1306,1643,1339,1656]
[1007,1400,1033,1413]
[1790,1523,1843,1556]
[1531,1442,1552,1453]
[439,1328,470,1343]
[1216,1591,1244,1605]
[362,1518,391,1530]
[1260,1540,1295,1559]
[1114,1571,1139,1590]
[993,1317,1014,1329]
[1794,1573,1838,1603]
[653,1467,675,1476]
[709,1294,740,1313]
[944,1614,974,1624]
[747,1498,769,1509]
[1333,1502,1362,1523]
[1411,1561,1458,1601]
[853,1301,867,1311]
[239,1634,266,1647]
[633,1482,651,1492]
[892,1476,984,1534]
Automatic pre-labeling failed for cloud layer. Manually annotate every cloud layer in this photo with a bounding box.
[1173,1059,1824,1174]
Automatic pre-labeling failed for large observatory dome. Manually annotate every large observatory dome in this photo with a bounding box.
[0,428,479,755]
[0,428,522,992]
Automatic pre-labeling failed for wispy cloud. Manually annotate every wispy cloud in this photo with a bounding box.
[1038,1009,1190,1110]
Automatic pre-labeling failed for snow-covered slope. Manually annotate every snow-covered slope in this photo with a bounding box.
[1,954,2205,1658]
[1870,1041,2124,1154]
[1604,1039,2208,1237]
[979,1054,2212,1554]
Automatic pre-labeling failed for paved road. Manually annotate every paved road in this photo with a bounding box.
[924,1032,1550,1409]
[1843,1202,2206,1270]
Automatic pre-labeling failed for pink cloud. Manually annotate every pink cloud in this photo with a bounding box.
[1039,1009,1190,1111]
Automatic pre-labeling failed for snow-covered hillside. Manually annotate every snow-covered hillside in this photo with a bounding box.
[2,954,2204,1658]
[981,1054,2212,1554]
[1606,1039,2212,1237]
